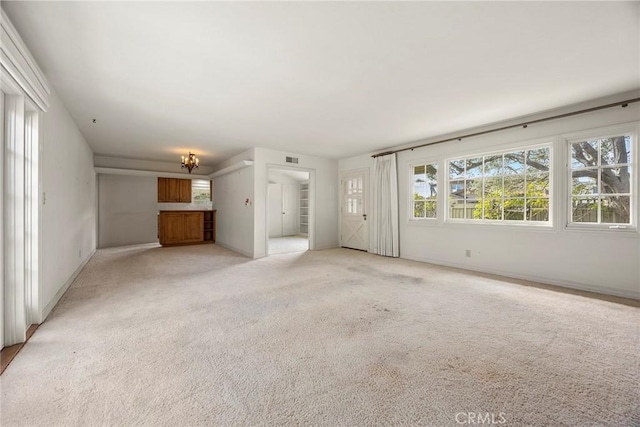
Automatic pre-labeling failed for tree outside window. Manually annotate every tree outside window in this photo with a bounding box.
[413,163,438,219]
[570,135,632,224]
[448,146,551,222]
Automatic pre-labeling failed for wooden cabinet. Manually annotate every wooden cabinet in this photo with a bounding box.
[158,210,216,246]
[158,177,167,201]
[204,210,216,243]
[157,178,192,203]
[159,211,203,245]
[184,212,204,241]
[179,179,192,203]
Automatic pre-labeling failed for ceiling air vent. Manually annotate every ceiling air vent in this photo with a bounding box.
[286,156,299,164]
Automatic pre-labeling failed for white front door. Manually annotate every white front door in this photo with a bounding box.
[268,183,283,238]
[341,170,369,251]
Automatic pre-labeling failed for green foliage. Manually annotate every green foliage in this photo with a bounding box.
[414,193,436,218]
[473,180,549,221]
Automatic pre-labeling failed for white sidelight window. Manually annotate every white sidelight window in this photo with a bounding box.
[411,162,438,219]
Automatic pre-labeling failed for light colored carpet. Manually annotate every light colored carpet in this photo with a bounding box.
[268,235,309,255]
[1,244,639,426]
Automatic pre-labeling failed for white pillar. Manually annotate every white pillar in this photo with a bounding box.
[4,94,27,346]
[0,91,4,349]
[24,110,40,325]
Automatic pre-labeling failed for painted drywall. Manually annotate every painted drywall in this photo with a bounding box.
[98,174,157,248]
[254,148,339,258]
[41,88,96,319]
[212,147,337,258]
[94,155,214,176]
[212,148,256,257]
[339,92,640,299]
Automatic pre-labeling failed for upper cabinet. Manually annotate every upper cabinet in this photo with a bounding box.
[179,179,192,203]
[158,178,192,203]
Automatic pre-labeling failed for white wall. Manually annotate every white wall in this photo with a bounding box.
[339,92,640,299]
[41,88,96,319]
[98,174,157,248]
[94,155,214,176]
[212,148,256,257]
[212,147,338,258]
[254,148,339,258]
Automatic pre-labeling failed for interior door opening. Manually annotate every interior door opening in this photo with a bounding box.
[267,167,311,255]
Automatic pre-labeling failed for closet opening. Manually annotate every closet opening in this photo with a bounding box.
[266,167,311,255]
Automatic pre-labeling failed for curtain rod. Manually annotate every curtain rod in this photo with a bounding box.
[371,97,640,158]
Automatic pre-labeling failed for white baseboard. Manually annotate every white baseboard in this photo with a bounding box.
[40,249,97,322]
[314,243,340,251]
[215,241,253,258]
[401,253,640,301]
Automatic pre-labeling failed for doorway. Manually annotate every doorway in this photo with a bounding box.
[340,169,369,251]
[267,167,310,255]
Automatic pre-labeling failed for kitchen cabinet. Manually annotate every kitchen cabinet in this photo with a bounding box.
[159,211,203,245]
[157,178,192,203]
[204,210,216,242]
[158,210,216,246]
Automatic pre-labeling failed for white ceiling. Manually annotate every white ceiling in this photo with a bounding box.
[3,1,639,166]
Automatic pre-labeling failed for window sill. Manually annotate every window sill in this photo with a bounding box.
[564,224,639,236]
[407,218,439,227]
[443,219,556,232]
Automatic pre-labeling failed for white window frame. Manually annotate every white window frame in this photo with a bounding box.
[445,142,554,227]
[408,159,439,223]
[565,123,638,232]
[191,179,212,205]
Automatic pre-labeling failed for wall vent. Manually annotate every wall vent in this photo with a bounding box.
[286,156,299,164]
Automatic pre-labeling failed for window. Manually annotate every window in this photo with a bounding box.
[569,133,633,226]
[447,145,551,223]
[192,179,212,203]
[412,163,438,219]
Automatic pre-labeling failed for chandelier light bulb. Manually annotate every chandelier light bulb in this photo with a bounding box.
[181,152,199,174]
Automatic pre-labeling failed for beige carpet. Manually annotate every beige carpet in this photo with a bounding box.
[268,235,309,255]
[1,244,638,426]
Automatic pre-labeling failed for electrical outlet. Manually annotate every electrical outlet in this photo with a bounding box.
[465,249,471,258]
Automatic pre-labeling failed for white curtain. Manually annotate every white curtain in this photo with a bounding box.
[370,153,399,257]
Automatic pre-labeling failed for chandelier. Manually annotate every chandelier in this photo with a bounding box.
[181,152,199,173]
